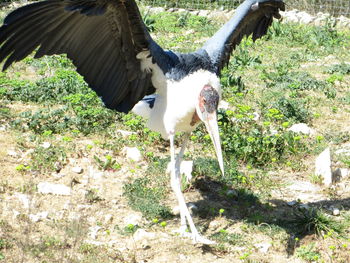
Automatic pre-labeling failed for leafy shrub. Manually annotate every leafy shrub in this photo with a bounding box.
[0,69,89,104]
[326,63,350,75]
[271,97,311,123]
[216,107,307,166]
[30,145,67,173]
[63,93,116,134]
[12,108,71,134]
[123,177,172,219]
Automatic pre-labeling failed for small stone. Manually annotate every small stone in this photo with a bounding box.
[41,142,51,149]
[218,100,230,110]
[88,225,102,239]
[52,173,65,178]
[123,214,142,226]
[133,229,156,241]
[254,242,271,253]
[122,147,142,162]
[287,200,297,206]
[72,166,83,174]
[332,208,340,216]
[104,214,113,224]
[29,211,48,222]
[315,148,332,186]
[37,182,71,196]
[116,129,136,138]
[15,193,31,209]
[332,168,349,182]
[172,206,180,216]
[7,150,18,157]
[288,123,315,135]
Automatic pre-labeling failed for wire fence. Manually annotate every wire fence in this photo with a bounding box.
[1,1,350,17]
[141,0,350,17]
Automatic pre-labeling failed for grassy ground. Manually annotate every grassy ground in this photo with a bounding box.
[1,4,350,263]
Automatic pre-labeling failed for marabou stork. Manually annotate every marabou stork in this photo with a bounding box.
[0,0,285,243]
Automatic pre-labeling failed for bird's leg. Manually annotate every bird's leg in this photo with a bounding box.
[169,132,213,244]
[175,132,191,182]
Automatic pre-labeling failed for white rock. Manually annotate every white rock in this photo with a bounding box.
[15,193,31,209]
[13,210,20,219]
[298,12,315,24]
[122,147,142,162]
[148,7,165,14]
[288,123,315,135]
[91,171,104,180]
[41,142,51,149]
[52,173,65,178]
[133,229,156,241]
[218,100,230,110]
[172,205,180,216]
[172,202,197,216]
[333,168,349,182]
[29,211,48,222]
[123,214,142,226]
[315,148,332,186]
[88,225,102,239]
[166,160,193,181]
[72,166,83,174]
[254,242,271,253]
[332,208,340,216]
[335,148,350,156]
[7,150,18,157]
[117,129,136,138]
[37,182,71,195]
[253,112,260,121]
[104,214,114,224]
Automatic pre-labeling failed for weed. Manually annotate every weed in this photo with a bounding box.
[296,243,321,262]
[85,189,103,203]
[291,207,346,237]
[211,229,245,246]
[123,177,172,219]
[30,145,67,173]
[327,63,350,75]
[94,155,121,171]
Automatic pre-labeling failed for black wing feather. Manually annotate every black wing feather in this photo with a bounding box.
[202,0,285,74]
[0,0,169,113]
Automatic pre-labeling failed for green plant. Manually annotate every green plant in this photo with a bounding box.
[30,145,67,173]
[211,229,244,246]
[123,177,172,219]
[296,243,321,262]
[327,63,350,75]
[94,155,121,171]
[291,207,346,237]
[85,189,103,203]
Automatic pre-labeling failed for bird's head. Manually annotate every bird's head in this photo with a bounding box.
[195,84,224,175]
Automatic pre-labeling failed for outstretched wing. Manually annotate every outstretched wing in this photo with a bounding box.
[202,0,285,74]
[0,0,171,112]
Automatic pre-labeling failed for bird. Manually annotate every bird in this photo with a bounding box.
[0,0,285,244]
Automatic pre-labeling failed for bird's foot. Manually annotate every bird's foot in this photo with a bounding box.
[174,226,215,245]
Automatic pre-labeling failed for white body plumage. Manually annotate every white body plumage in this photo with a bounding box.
[133,52,221,139]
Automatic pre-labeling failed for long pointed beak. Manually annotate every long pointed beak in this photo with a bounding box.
[204,112,224,175]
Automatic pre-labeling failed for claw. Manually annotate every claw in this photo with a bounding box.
[174,227,215,244]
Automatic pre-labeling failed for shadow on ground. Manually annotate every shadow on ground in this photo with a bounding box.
[191,173,350,255]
